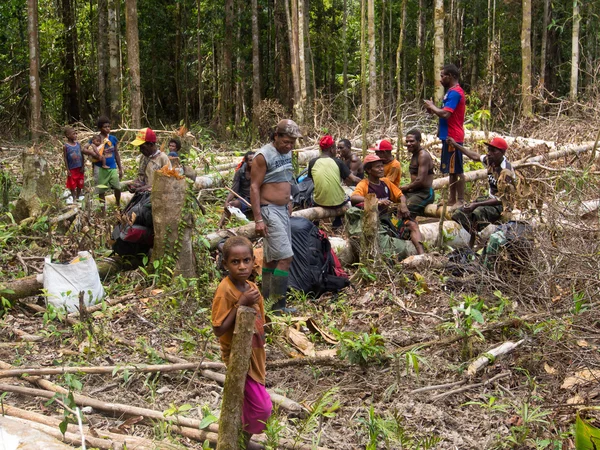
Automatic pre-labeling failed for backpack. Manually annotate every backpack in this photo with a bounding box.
[111,192,154,258]
[289,217,350,298]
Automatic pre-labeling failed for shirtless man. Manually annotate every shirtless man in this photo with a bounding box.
[337,139,364,182]
[251,119,302,313]
[399,129,435,218]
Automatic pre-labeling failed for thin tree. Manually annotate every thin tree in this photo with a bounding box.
[297,0,307,124]
[251,0,260,125]
[569,0,580,101]
[361,0,367,156]
[342,0,348,121]
[539,0,550,93]
[287,0,303,123]
[416,0,425,99]
[125,0,141,128]
[395,0,407,148]
[220,0,234,129]
[521,0,533,117]
[367,0,376,120]
[433,0,445,103]
[197,0,204,121]
[98,0,109,116]
[60,0,80,121]
[27,0,42,140]
[107,0,121,122]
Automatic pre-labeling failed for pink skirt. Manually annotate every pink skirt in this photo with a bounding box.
[242,376,272,434]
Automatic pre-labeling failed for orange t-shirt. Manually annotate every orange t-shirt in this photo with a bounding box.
[211,277,266,385]
[352,177,403,203]
[384,159,402,186]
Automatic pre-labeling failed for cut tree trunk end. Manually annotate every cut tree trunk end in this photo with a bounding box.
[15,148,54,222]
[217,306,256,450]
[360,194,380,268]
[151,169,196,278]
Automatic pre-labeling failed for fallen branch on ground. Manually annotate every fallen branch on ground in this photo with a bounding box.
[431,372,511,401]
[466,339,525,377]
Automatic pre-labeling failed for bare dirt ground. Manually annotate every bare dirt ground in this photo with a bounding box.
[1,117,600,449]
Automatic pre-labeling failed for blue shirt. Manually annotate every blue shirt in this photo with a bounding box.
[64,142,83,170]
[93,135,119,169]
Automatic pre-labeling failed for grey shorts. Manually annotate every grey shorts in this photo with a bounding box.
[261,204,293,263]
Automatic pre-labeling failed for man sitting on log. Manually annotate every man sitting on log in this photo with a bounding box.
[399,129,435,219]
[128,128,172,192]
[308,135,360,229]
[374,139,402,186]
[218,151,255,228]
[447,136,515,247]
[351,154,424,254]
[251,119,302,314]
[337,138,364,182]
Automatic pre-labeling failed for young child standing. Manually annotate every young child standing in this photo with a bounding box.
[211,236,272,443]
[63,127,84,203]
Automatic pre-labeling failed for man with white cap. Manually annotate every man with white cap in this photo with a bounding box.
[251,119,302,314]
[447,136,515,247]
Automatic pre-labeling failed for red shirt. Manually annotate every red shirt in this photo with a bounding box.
[439,84,466,142]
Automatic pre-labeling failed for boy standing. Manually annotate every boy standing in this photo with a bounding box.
[63,127,84,203]
[94,116,123,208]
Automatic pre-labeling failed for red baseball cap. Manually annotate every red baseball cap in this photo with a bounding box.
[319,135,335,150]
[363,154,382,165]
[130,128,157,146]
[485,136,508,152]
[374,139,393,151]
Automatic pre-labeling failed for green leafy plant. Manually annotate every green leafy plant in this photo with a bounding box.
[401,348,427,379]
[331,328,386,366]
[291,387,340,448]
[263,410,286,450]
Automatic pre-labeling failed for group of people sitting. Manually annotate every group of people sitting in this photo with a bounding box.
[219,123,514,255]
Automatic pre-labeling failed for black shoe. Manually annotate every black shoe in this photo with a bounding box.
[271,298,297,315]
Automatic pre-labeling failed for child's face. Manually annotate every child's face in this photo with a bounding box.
[224,245,254,283]
[168,142,178,153]
[66,130,77,141]
[92,137,102,146]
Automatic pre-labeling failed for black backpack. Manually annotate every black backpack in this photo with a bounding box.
[111,192,154,258]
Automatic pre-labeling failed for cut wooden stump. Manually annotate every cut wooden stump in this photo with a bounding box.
[14,148,54,221]
[361,193,380,268]
[217,306,256,450]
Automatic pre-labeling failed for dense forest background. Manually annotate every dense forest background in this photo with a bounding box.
[2,0,599,141]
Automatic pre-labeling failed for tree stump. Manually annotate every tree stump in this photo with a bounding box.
[14,148,54,222]
[217,306,256,450]
[150,168,196,278]
[360,193,380,268]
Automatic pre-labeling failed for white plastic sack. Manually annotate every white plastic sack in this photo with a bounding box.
[227,205,249,223]
[43,251,105,312]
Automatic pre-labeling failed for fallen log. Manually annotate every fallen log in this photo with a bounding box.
[466,339,525,377]
[0,361,224,379]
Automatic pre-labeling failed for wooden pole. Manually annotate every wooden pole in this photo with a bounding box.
[217,306,256,450]
[361,194,380,267]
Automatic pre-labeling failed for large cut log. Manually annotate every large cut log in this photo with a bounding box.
[206,204,350,249]
[361,194,380,266]
[152,169,196,278]
[14,148,54,221]
[217,306,256,450]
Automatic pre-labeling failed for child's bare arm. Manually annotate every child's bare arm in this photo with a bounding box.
[63,145,70,172]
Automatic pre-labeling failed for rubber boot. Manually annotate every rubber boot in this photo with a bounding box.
[270,269,296,315]
[261,268,274,302]
[455,174,466,208]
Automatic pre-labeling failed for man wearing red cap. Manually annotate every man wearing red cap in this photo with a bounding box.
[447,136,515,247]
[308,135,360,228]
[129,127,171,191]
[351,154,424,254]
[374,139,402,186]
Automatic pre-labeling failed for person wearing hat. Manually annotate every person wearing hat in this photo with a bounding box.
[374,139,402,186]
[251,119,302,314]
[424,63,466,207]
[447,136,515,247]
[91,116,123,208]
[129,127,171,191]
[351,154,425,254]
[308,135,361,227]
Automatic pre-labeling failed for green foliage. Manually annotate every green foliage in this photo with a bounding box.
[331,328,386,366]
[291,387,340,448]
[262,411,286,450]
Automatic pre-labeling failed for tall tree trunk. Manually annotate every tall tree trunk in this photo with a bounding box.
[27,0,42,140]
[433,0,445,103]
[275,0,291,111]
[367,0,376,120]
[416,0,425,100]
[251,0,260,125]
[395,0,407,142]
[342,0,348,121]
[569,0,580,101]
[521,0,533,117]
[288,0,302,122]
[60,0,80,122]
[539,0,550,92]
[125,0,141,128]
[379,0,385,113]
[220,0,234,130]
[360,0,367,156]
[197,0,204,121]
[234,0,245,128]
[175,3,183,121]
[297,0,307,124]
[98,0,109,116]
[486,0,496,111]
[107,0,121,122]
